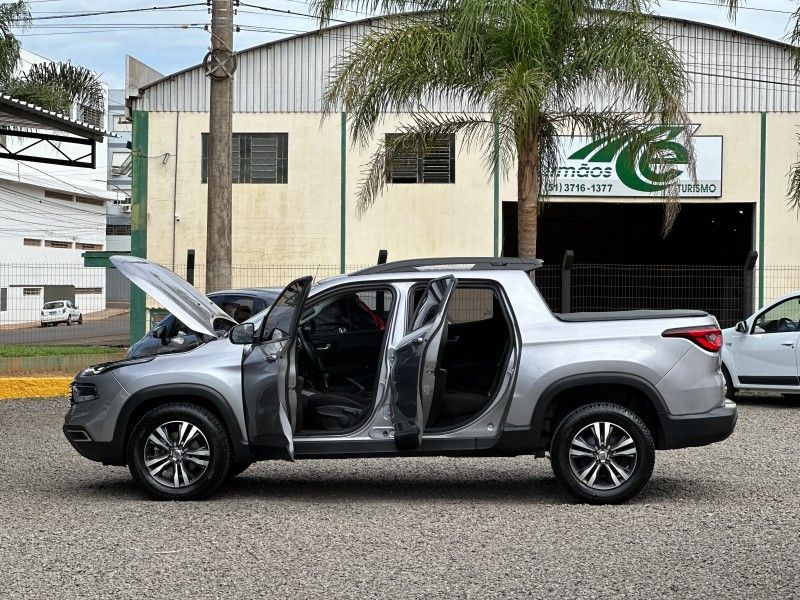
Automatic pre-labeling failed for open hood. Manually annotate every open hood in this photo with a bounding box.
[111,256,236,338]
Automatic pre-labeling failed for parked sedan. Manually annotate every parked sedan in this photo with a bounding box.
[722,291,800,397]
[127,288,280,358]
[41,300,82,327]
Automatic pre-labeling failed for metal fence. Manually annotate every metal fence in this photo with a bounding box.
[2,261,800,347]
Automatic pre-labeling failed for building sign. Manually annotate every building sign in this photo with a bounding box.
[548,125,722,198]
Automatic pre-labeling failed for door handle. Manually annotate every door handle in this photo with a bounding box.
[781,341,796,348]
[315,343,332,351]
[265,353,278,363]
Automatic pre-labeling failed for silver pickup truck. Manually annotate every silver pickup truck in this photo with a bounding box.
[64,257,736,504]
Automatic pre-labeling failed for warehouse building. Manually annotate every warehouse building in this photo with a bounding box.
[125,15,800,324]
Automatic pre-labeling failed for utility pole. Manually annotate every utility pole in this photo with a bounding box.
[203,0,237,291]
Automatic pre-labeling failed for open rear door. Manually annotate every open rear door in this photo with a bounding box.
[389,276,457,450]
[241,276,312,460]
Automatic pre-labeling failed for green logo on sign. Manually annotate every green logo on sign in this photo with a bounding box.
[567,126,692,192]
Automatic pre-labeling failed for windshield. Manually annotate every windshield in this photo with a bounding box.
[43,302,64,309]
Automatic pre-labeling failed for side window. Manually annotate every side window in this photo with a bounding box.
[309,291,387,333]
[447,288,494,324]
[212,295,256,323]
[259,279,307,342]
[753,297,800,334]
[410,283,500,329]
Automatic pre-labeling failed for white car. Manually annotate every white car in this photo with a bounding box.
[41,300,83,327]
[722,292,800,397]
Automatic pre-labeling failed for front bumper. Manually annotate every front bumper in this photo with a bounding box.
[63,421,121,464]
[658,400,738,449]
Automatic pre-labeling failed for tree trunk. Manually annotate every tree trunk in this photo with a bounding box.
[517,124,539,259]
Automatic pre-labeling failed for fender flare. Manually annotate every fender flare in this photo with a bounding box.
[529,372,669,449]
[110,383,250,465]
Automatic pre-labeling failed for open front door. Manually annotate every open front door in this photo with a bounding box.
[242,276,312,460]
[389,276,457,450]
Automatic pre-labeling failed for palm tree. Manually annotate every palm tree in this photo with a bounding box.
[312,0,694,257]
[0,0,104,120]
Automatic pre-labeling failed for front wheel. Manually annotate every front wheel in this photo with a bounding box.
[127,403,232,500]
[77,314,83,325]
[550,403,655,504]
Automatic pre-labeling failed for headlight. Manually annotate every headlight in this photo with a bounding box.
[79,355,155,377]
[70,383,98,404]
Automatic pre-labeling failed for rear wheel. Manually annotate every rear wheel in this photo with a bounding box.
[66,317,72,326]
[127,403,232,500]
[77,314,83,325]
[550,403,655,504]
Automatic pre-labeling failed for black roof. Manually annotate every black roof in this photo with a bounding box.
[352,257,542,275]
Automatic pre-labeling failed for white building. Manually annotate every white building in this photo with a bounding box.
[0,51,114,325]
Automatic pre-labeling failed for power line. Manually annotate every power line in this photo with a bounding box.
[661,0,796,16]
[28,3,205,20]
[239,2,348,24]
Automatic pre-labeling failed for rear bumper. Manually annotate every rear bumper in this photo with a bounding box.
[658,400,737,449]
[41,315,68,323]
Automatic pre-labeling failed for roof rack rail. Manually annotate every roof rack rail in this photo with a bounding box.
[351,257,543,275]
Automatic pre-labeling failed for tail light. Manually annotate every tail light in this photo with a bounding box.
[662,326,723,352]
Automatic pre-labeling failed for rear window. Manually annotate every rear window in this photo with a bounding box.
[43,302,64,309]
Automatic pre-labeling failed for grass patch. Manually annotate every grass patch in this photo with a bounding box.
[0,345,122,358]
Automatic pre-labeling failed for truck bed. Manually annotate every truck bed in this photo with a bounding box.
[554,309,709,322]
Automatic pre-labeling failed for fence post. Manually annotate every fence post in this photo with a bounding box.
[561,250,574,314]
[186,249,196,285]
[742,250,758,319]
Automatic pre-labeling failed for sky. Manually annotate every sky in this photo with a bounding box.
[14,0,800,90]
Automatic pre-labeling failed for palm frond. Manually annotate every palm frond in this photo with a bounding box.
[788,132,800,211]
[324,19,482,145]
[0,0,29,84]
[310,0,450,25]
[21,62,104,109]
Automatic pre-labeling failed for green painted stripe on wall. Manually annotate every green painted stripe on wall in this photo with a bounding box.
[340,112,347,273]
[758,112,766,308]
[130,110,149,344]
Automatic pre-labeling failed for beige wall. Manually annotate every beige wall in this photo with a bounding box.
[145,110,800,284]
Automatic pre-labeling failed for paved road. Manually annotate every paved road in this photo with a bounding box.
[0,312,129,347]
[0,396,798,599]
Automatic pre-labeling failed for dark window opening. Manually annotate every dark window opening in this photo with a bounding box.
[386,133,455,184]
[296,287,394,435]
[409,284,512,430]
[202,133,288,184]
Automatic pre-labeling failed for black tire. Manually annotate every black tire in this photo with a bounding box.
[550,403,655,504]
[77,315,83,325]
[127,403,232,501]
[722,365,736,400]
[228,461,252,479]
[66,317,72,326]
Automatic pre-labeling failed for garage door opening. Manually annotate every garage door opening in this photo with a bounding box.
[502,202,754,265]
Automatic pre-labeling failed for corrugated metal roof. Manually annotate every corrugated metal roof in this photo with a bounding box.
[130,14,800,114]
[0,94,111,140]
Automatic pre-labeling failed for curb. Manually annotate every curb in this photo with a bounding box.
[0,377,72,400]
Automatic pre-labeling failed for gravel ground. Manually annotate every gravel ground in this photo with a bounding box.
[0,396,798,599]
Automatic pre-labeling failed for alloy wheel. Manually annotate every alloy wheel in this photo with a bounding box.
[568,421,638,490]
[143,420,210,488]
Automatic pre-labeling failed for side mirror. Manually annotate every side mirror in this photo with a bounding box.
[735,321,748,334]
[230,322,255,345]
[152,325,166,340]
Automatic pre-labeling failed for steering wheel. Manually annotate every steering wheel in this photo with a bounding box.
[778,317,797,331]
[297,326,327,389]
